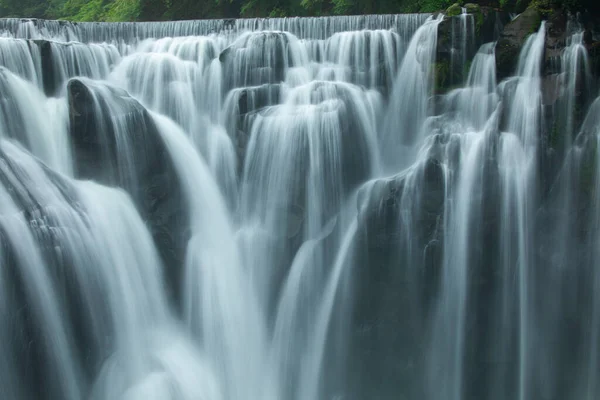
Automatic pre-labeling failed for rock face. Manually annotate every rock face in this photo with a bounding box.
[495,7,542,80]
[32,40,57,96]
[222,83,282,170]
[0,152,68,400]
[219,31,297,91]
[31,40,118,96]
[67,79,188,305]
[436,6,510,93]
[352,6,600,398]
[346,155,446,400]
[0,144,115,400]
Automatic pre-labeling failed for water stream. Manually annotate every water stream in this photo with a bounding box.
[0,12,598,400]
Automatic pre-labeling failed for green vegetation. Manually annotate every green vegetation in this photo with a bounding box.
[434,60,450,92]
[0,0,597,22]
[446,3,462,16]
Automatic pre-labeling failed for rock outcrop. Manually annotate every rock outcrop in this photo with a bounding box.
[436,6,510,93]
[67,79,188,305]
[347,155,446,400]
[495,7,543,80]
[219,31,296,90]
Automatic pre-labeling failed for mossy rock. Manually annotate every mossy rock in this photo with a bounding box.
[529,0,554,18]
[446,3,462,17]
[465,3,485,33]
[464,3,480,13]
[494,6,543,81]
[434,60,450,94]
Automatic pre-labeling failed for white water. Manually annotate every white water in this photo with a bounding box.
[381,15,443,171]
[0,12,599,400]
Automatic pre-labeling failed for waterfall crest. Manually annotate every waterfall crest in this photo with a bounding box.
[0,11,599,400]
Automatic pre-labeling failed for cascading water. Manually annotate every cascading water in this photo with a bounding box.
[0,9,599,400]
[381,15,443,171]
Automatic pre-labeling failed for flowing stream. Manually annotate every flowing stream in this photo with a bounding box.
[0,12,599,400]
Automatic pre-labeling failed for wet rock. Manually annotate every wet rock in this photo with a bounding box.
[543,9,568,75]
[236,84,281,116]
[495,7,543,81]
[347,156,446,400]
[67,79,188,306]
[436,7,510,93]
[0,148,99,400]
[223,18,235,29]
[225,83,282,148]
[590,41,600,77]
[446,3,463,17]
[478,6,512,44]
[31,39,55,96]
[219,31,295,90]
[436,14,470,92]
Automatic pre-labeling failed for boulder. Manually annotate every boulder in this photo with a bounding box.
[495,7,543,81]
[0,146,100,400]
[219,31,296,90]
[31,39,55,96]
[436,7,510,93]
[346,155,446,400]
[67,79,188,306]
[446,3,463,17]
[543,9,568,75]
[31,39,118,97]
[223,83,282,162]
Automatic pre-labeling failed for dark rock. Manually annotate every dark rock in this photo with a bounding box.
[223,18,235,29]
[226,83,281,147]
[590,41,600,78]
[0,147,101,400]
[219,31,294,90]
[495,7,543,81]
[436,13,474,91]
[31,39,55,96]
[543,9,568,75]
[436,7,510,93]
[583,28,593,45]
[346,155,446,400]
[478,6,512,44]
[67,79,188,307]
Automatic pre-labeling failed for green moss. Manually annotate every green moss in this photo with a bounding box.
[462,59,472,79]
[61,0,105,21]
[476,11,484,33]
[268,6,287,17]
[417,0,453,13]
[464,3,484,33]
[446,3,462,17]
[332,0,353,14]
[530,0,553,16]
[104,0,140,21]
[464,2,479,12]
[434,61,450,93]
[529,13,542,33]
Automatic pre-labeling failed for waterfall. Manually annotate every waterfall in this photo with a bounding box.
[0,67,71,173]
[380,15,443,172]
[0,37,42,84]
[0,10,599,400]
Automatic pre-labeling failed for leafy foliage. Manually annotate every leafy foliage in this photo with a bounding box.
[61,0,104,21]
[0,0,598,22]
[104,0,140,21]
